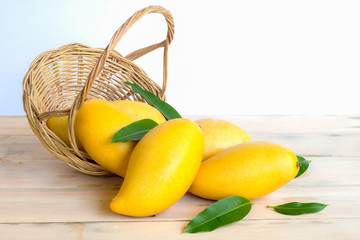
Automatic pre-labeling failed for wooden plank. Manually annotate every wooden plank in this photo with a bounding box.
[290,157,360,187]
[0,186,359,223]
[0,158,122,189]
[250,133,360,157]
[0,116,33,136]
[1,133,359,163]
[0,135,56,161]
[1,115,360,135]
[0,219,359,240]
[189,115,360,134]
[1,116,359,239]
[0,157,358,189]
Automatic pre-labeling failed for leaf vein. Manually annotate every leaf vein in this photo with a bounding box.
[186,201,252,232]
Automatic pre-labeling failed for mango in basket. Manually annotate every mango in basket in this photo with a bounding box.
[189,141,299,200]
[47,116,84,150]
[47,99,165,150]
[110,118,204,217]
[75,98,165,177]
[196,119,251,161]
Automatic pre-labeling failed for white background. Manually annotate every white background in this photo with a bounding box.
[1,0,359,116]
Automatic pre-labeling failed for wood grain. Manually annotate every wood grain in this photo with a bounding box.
[0,116,34,136]
[0,157,358,189]
[1,133,360,163]
[1,186,359,223]
[1,219,359,240]
[189,115,360,134]
[0,116,359,239]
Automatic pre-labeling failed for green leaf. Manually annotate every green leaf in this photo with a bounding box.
[110,119,158,143]
[267,202,328,216]
[184,196,253,233]
[125,82,182,120]
[295,155,311,178]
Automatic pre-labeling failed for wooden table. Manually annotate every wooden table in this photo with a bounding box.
[1,115,359,239]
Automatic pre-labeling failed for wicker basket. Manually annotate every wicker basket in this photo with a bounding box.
[22,6,174,176]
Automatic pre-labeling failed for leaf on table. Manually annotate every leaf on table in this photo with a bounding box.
[110,119,158,143]
[295,155,311,178]
[125,82,182,120]
[184,196,253,234]
[267,202,328,216]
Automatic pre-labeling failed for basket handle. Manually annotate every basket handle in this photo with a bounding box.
[83,5,173,104]
[68,5,174,158]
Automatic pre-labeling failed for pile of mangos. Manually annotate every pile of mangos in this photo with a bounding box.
[47,96,299,217]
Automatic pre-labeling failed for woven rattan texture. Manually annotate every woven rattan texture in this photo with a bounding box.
[23,6,174,175]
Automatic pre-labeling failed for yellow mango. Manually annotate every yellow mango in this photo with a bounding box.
[189,142,299,200]
[47,100,165,152]
[112,100,166,124]
[110,119,204,217]
[75,98,136,177]
[196,119,251,161]
[47,115,84,150]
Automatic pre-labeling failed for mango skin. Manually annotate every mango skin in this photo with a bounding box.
[75,98,136,177]
[110,119,204,217]
[47,100,164,152]
[47,116,84,150]
[189,142,299,200]
[196,119,251,161]
[112,100,166,124]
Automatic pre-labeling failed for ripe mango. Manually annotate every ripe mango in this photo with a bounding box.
[75,98,136,177]
[189,142,299,200]
[110,119,204,217]
[196,119,251,161]
[47,100,165,151]
[112,100,166,124]
[47,115,84,150]
[48,98,166,176]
